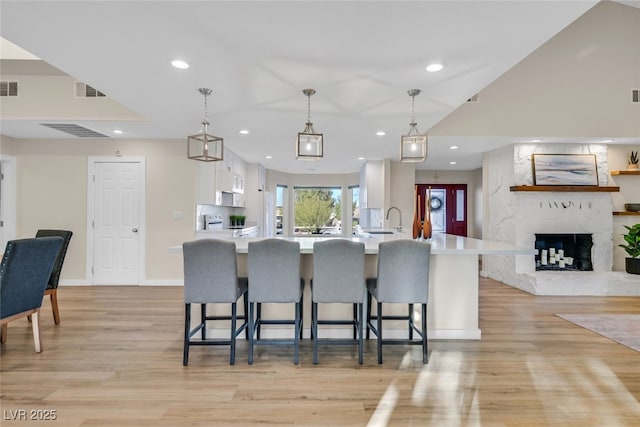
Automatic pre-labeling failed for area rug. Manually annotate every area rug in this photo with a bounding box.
[556,314,640,352]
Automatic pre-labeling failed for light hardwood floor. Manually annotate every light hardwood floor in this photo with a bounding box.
[1,277,639,426]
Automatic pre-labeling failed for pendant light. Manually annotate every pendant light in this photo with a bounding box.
[400,89,427,163]
[296,88,323,160]
[187,88,224,162]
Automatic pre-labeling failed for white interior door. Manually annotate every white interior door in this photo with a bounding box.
[0,155,17,250]
[91,159,144,285]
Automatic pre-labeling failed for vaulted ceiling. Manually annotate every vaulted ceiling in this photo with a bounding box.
[1,1,639,174]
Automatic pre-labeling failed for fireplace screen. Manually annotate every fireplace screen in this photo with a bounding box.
[534,233,593,271]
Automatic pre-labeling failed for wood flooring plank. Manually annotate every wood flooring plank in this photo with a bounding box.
[1,278,639,426]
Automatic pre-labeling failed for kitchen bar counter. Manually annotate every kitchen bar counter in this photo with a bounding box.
[171,232,532,255]
[171,233,533,340]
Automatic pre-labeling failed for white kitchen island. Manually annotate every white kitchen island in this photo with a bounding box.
[171,233,533,340]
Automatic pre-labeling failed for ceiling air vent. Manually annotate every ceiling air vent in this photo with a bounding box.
[633,89,639,103]
[41,123,109,138]
[75,82,106,98]
[1,81,19,97]
[466,94,479,103]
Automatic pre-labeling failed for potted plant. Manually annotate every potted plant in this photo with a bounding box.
[619,223,640,274]
[628,151,639,170]
[230,215,238,227]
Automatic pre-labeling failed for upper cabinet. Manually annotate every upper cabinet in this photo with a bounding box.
[257,164,266,191]
[195,161,217,205]
[211,148,247,207]
[232,153,246,194]
[215,148,234,194]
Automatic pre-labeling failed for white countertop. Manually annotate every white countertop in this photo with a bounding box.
[170,232,534,255]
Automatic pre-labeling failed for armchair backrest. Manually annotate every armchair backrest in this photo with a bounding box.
[35,229,73,290]
[1,237,63,319]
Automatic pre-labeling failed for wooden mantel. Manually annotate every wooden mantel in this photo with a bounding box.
[509,185,620,192]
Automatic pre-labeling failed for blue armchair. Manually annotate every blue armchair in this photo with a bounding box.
[0,237,63,352]
[35,229,73,324]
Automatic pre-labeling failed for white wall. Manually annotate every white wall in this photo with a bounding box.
[5,138,196,283]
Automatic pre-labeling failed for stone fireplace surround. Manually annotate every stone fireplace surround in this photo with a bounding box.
[483,143,640,296]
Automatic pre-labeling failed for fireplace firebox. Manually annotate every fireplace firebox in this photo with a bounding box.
[534,233,593,271]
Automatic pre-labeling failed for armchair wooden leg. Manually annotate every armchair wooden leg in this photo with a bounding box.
[31,310,42,353]
[1,323,7,344]
[49,290,60,325]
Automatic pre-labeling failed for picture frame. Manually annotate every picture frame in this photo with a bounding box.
[532,154,599,186]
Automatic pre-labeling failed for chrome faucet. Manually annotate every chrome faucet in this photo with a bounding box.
[386,206,402,232]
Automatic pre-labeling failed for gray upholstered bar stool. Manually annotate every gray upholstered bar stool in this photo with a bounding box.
[366,239,431,364]
[247,239,304,365]
[182,239,248,366]
[311,239,366,364]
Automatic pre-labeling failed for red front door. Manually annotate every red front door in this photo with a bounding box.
[417,184,467,237]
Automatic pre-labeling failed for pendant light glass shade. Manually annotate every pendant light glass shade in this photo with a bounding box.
[187,88,224,162]
[400,89,427,163]
[296,88,323,160]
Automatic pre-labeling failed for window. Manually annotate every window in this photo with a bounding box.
[276,185,286,235]
[293,187,341,235]
[349,185,360,230]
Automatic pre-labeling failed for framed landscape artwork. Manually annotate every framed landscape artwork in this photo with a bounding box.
[532,154,599,186]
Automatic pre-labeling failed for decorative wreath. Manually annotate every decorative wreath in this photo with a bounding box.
[429,196,443,212]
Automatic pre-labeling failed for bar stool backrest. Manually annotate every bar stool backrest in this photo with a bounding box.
[183,239,240,303]
[376,240,431,304]
[313,239,365,303]
[248,239,301,303]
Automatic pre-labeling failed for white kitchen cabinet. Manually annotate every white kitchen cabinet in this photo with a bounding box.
[257,163,266,191]
[215,148,234,197]
[211,148,248,207]
[360,160,388,209]
[232,153,246,194]
[195,161,217,205]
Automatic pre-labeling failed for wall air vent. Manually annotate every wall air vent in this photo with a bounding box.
[41,123,109,138]
[633,89,639,103]
[1,81,19,96]
[466,94,479,103]
[75,82,106,98]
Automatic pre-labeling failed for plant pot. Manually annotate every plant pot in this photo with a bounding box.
[625,257,640,274]
[628,164,639,170]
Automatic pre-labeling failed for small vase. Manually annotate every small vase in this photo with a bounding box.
[628,164,639,170]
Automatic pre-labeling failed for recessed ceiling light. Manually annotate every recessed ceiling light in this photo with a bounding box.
[171,59,189,69]
[357,156,365,160]
[449,145,459,150]
[601,139,613,143]
[376,131,386,136]
[239,129,250,135]
[426,62,445,72]
[112,129,123,134]
[449,161,457,165]
[531,139,542,143]
[265,155,272,159]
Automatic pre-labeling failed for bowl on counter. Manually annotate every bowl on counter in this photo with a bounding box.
[624,203,640,212]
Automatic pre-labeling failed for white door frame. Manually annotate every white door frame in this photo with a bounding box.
[86,156,146,285]
[0,154,17,249]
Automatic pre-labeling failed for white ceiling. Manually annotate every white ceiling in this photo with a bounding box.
[1,0,637,174]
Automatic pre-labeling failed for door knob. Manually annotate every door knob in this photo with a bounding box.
[132,228,138,233]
